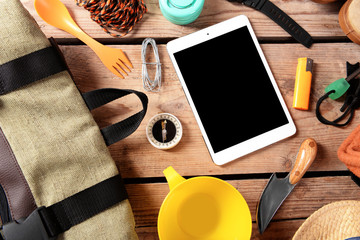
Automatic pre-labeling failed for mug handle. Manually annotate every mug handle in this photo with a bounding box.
[163,166,185,191]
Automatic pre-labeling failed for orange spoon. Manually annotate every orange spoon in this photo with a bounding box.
[34,0,133,78]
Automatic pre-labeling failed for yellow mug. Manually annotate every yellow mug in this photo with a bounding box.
[158,166,252,240]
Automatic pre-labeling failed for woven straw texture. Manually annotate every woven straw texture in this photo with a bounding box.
[293,201,360,240]
[0,0,138,239]
[348,0,360,33]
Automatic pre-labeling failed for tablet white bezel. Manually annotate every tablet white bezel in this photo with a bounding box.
[167,15,296,165]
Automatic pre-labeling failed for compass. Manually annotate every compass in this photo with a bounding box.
[146,113,183,150]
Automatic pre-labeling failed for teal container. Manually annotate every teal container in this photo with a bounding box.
[159,0,205,25]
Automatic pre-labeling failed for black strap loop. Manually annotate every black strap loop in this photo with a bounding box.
[82,88,148,146]
[315,90,355,127]
[316,62,360,127]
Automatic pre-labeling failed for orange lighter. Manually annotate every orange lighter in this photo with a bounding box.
[293,58,313,110]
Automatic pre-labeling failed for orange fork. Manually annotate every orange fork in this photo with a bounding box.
[34,0,132,78]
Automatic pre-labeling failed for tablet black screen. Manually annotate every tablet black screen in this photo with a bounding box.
[173,26,289,153]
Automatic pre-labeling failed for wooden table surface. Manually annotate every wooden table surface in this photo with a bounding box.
[21,0,360,239]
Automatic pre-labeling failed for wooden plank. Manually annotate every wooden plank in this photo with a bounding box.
[136,220,304,240]
[22,0,346,39]
[126,176,360,228]
[59,43,360,178]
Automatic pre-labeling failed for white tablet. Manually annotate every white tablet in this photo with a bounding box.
[167,15,296,165]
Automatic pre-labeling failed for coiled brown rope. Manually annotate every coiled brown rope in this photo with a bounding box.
[75,0,147,37]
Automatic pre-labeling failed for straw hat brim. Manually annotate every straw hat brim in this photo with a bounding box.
[293,201,360,240]
[339,0,360,45]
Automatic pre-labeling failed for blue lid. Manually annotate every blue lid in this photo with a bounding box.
[159,0,205,25]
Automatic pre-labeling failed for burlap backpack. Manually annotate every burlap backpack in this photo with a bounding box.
[0,0,147,239]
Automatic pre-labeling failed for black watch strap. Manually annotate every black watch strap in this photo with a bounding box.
[230,0,313,48]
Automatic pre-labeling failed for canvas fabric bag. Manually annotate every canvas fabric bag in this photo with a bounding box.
[0,0,147,239]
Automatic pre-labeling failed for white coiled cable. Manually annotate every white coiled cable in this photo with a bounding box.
[141,38,161,92]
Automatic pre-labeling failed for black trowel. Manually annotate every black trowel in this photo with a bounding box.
[256,138,317,234]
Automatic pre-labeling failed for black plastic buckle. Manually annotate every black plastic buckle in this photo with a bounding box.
[0,207,56,240]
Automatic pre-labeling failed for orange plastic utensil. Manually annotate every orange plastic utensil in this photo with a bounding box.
[34,0,133,78]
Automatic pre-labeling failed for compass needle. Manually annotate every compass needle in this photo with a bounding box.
[146,113,183,150]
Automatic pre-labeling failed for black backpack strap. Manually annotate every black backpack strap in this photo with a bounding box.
[0,175,127,240]
[82,88,148,146]
[0,38,67,95]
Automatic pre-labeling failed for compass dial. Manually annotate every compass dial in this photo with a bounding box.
[146,113,183,150]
